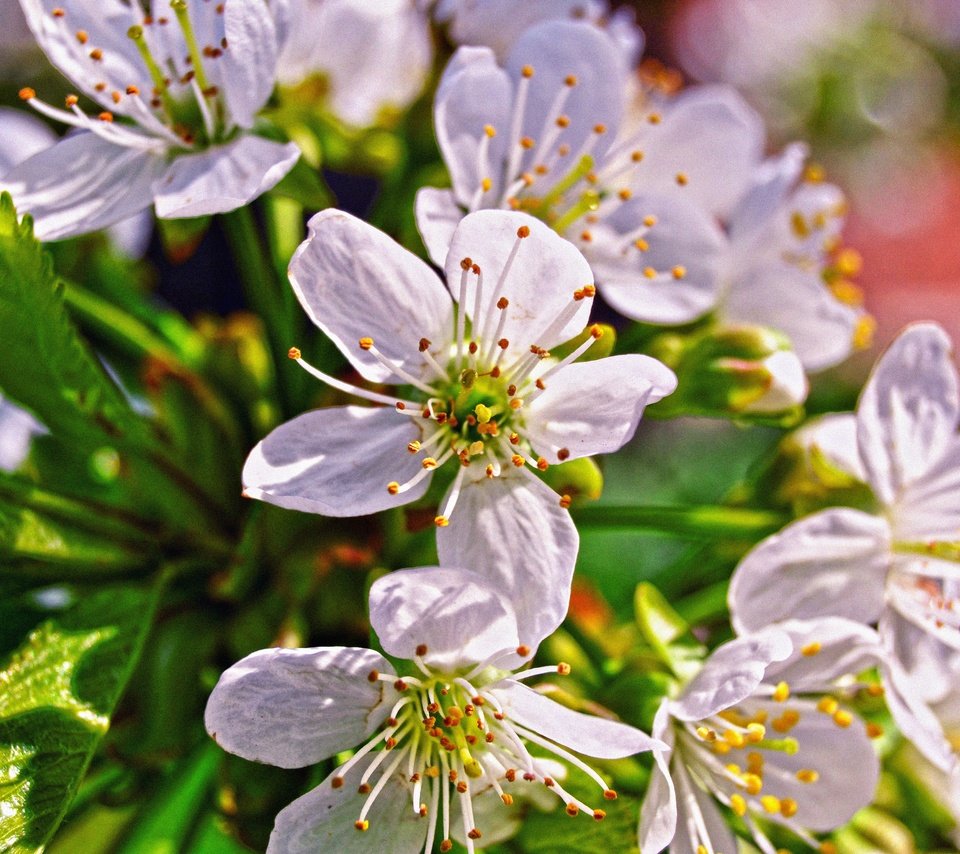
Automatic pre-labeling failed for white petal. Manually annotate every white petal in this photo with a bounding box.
[638,700,677,854]
[0,107,56,174]
[670,629,792,722]
[107,211,153,259]
[492,680,663,758]
[888,559,960,652]
[221,0,279,128]
[0,395,46,472]
[790,413,867,483]
[624,83,764,219]
[204,646,396,769]
[895,436,960,540]
[436,469,578,652]
[414,186,464,267]
[369,567,521,672]
[267,758,427,854]
[857,322,959,506]
[590,193,726,325]
[289,209,453,385]
[434,45,512,206]
[743,349,809,413]
[744,697,879,831]
[19,0,145,114]
[1,132,159,240]
[670,762,738,854]
[524,355,677,463]
[728,508,891,634]
[761,617,883,691]
[881,610,958,773]
[504,20,626,175]
[242,406,431,517]
[728,142,808,246]
[443,210,592,349]
[723,260,861,372]
[152,136,299,218]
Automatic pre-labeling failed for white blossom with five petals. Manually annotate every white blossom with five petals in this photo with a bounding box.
[639,618,881,854]
[3,0,300,240]
[242,209,676,629]
[730,322,960,772]
[206,566,663,854]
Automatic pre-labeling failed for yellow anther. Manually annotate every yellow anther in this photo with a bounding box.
[76,29,88,44]
[354,820,369,831]
[407,440,421,453]
[866,722,884,739]
[509,398,523,410]
[434,515,449,527]
[557,662,571,675]
[832,709,853,728]
[671,265,686,279]
[801,642,822,657]
[358,337,374,350]
[724,729,745,748]
[484,124,496,137]
[817,697,838,715]
[631,149,644,162]
[520,136,535,149]
[712,741,731,755]
[853,315,876,350]
[592,809,606,821]
[618,188,632,201]
[517,225,530,239]
[797,769,819,784]
[760,795,781,814]
[746,723,766,743]
[837,248,862,276]
[565,803,579,817]
[696,726,717,742]
[474,403,492,424]
[675,172,688,186]
[772,709,800,733]
[730,793,747,817]
[559,494,572,509]
[725,763,742,775]
[804,163,825,183]
[521,64,534,78]
[643,266,657,279]
[556,114,570,127]
[780,797,798,818]
[564,74,577,86]
[593,123,606,134]
[647,112,662,124]
[790,211,810,238]
[642,214,657,227]
[772,681,790,703]
[481,177,492,192]
[386,482,399,495]
[742,773,763,795]
[511,454,524,467]
[65,94,79,107]
[287,347,302,360]
[820,843,837,854]
[696,846,707,854]
[501,793,513,806]
[634,238,649,251]
[537,457,549,471]
[421,457,438,469]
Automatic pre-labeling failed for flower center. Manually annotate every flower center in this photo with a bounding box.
[20,2,235,153]
[332,648,614,854]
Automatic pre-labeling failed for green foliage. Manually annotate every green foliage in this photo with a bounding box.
[0,194,148,450]
[0,580,163,852]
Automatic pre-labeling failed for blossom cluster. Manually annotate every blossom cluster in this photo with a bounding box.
[0,2,957,853]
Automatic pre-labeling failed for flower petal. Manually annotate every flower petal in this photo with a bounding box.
[671,629,792,722]
[289,209,453,385]
[221,0,279,128]
[443,210,592,350]
[740,697,879,831]
[625,83,764,219]
[896,436,960,540]
[267,758,427,854]
[436,469,578,652]
[728,508,891,634]
[728,142,808,246]
[152,136,299,219]
[492,680,663,758]
[723,260,861,372]
[434,45,513,207]
[857,322,959,505]
[638,700,677,854]
[414,186,464,267]
[791,413,866,483]
[242,406,431,517]
[524,355,677,463]
[204,646,396,769]
[0,107,56,174]
[590,193,726,325]
[20,0,144,114]
[761,617,883,692]
[2,132,159,240]
[670,762,738,854]
[369,567,521,672]
[504,20,626,175]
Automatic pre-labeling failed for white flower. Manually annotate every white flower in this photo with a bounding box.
[430,0,642,66]
[730,322,960,771]
[3,0,300,240]
[205,566,663,854]
[243,208,676,630]
[414,19,764,302]
[639,618,881,854]
[276,0,433,128]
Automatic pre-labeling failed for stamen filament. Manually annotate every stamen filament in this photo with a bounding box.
[366,343,439,396]
[291,353,418,408]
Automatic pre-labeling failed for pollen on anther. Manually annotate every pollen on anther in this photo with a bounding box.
[367,669,379,682]
[520,136,535,149]
[287,347,301,360]
[354,820,369,832]
[98,111,114,122]
[358,337,374,351]
[556,662,571,675]
[481,178,492,192]
[484,123,496,137]
[76,29,88,44]
[434,515,449,527]
[522,65,534,78]
[801,642,822,657]
[460,256,473,270]
[18,87,36,101]
[126,85,140,95]
[603,789,617,800]
[65,94,79,107]
[89,48,103,61]
[672,266,687,280]
[557,448,570,461]
[52,7,65,16]
[647,112,661,124]
[675,172,689,186]
[643,267,657,279]
[559,494,572,508]
[387,482,400,495]
[331,776,344,788]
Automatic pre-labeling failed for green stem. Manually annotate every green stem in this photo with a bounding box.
[572,504,788,541]
[221,207,291,413]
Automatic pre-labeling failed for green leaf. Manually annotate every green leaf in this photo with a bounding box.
[0,193,147,449]
[0,579,163,853]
